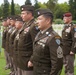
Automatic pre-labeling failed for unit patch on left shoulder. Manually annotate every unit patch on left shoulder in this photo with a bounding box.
[56,39,61,45]
[55,35,61,45]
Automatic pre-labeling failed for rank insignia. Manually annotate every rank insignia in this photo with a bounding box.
[57,46,63,58]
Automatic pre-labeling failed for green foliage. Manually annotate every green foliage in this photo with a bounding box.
[34,0,40,10]
[54,19,63,24]
[0,4,4,18]
[54,2,69,19]
[11,0,15,15]
[69,0,76,20]
[0,49,10,75]
[0,0,76,20]
[38,2,47,8]
[72,21,76,24]
[3,0,9,18]
[46,0,58,13]
[25,0,32,5]
[15,4,21,15]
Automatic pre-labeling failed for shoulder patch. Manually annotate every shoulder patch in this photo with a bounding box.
[56,39,61,45]
[55,36,60,39]
[74,28,76,31]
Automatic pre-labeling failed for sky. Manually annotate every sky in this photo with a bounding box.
[0,0,69,5]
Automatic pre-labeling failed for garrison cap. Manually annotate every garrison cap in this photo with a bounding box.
[7,16,11,19]
[63,12,72,17]
[2,18,7,21]
[16,16,23,22]
[36,8,53,18]
[10,16,16,20]
[20,5,34,12]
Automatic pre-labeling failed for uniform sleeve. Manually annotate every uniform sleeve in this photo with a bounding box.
[29,24,39,62]
[48,37,63,75]
[71,26,76,53]
[2,30,7,48]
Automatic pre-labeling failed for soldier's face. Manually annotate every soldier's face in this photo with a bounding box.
[21,11,29,21]
[63,16,72,24]
[36,15,50,30]
[7,19,10,25]
[10,20,15,26]
[2,21,8,27]
[15,21,23,29]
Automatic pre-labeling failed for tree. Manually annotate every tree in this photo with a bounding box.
[46,0,58,13]
[54,2,69,19]
[34,0,40,10]
[3,0,9,18]
[38,2,47,8]
[25,0,32,5]
[11,0,15,15]
[0,4,4,17]
[69,0,76,20]
[15,4,21,15]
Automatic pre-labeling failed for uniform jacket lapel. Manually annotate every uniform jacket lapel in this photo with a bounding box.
[19,19,34,34]
[34,27,53,43]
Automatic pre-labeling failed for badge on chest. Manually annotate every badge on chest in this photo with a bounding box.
[65,27,71,33]
[24,27,30,34]
[37,37,49,48]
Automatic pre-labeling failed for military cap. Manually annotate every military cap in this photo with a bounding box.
[16,16,23,22]
[7,16,11,19]
[36,8,53,18]
[2,18,7,22]
[63,12,72,17]
[10,16,16,20]
[20,5,34,12]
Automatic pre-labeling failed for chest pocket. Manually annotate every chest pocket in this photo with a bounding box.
[23,27,30,34]
[62,28,71,39]
[38,37,49,48]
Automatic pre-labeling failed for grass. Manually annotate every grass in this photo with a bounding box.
[0,49,76,75]
[0,49,10,75]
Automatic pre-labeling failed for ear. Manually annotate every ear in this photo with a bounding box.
[46,18,51,24]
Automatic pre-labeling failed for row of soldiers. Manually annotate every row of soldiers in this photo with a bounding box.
[2,5,76,75]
